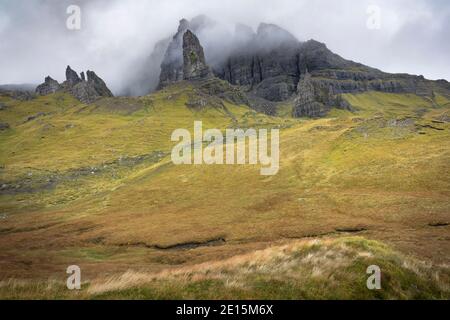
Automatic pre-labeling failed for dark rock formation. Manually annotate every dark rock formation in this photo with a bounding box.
[86,71,114,97]
[196,78,248,106]
[293,72,326,117]
[69,82,100,104]
[70,70,113,104]
[218,23,301,101]
[36,66,113,104]
[0,88,35,101]
[158,19,189,88]
[152,17,450,117]
[158,16,216,89]
[35,76,61,96]
[293,71,351,117]
[216,24,448,116]
[182,30,212,81]
[65,66,82,86]
[0,122,10,130]
[297,40,357,72]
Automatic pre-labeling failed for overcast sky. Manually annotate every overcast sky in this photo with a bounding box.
[0,0,449,94]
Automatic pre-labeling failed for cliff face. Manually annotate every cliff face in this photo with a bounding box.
[36,66,113,104]
[293,70,351,117]
[219,23,301,102]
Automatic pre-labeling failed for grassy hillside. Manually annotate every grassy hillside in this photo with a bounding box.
[1,237,448,299]
[0,81,449,299]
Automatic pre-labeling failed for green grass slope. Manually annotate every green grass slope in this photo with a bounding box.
[0,81,449,299]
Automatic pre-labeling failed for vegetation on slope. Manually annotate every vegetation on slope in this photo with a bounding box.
[0,237,448,299]
[0,81,449,299]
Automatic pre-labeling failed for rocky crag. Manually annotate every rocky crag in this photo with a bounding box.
[36,66,113,104]
[35,76,60,96]
[154,16,450,117]
[158,16,215,89]
[182,30,213,81]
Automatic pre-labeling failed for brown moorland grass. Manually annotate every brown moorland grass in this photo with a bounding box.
[0,85,449,298]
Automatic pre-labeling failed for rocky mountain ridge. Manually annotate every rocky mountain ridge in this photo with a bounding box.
[36,66,113,104]
[4,16,450,118]
[154,16,450,117]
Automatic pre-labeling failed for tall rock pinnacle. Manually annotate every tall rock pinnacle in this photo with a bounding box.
[66,65,82,86]
[158,18,215,88]
[158,19,190,88]
[182,30,212,81]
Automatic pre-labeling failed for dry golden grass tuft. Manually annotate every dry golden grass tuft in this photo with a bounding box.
[85,237,449,300]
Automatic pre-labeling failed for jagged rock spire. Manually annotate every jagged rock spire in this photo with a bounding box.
[71,69,113,104]
[158,17,215,88]
[66,65,82,86]
[182,30,212,81]
[35,66,113,104]
[86,70,113,97]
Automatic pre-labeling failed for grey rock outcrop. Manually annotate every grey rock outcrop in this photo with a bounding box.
[293,71,350,117]
[158,19,189,88]
[70,70,114,104]
[65,66,82,86]
[86,71,113,97]
[182,30,212,81]
[158,16,216,89]
[0,88,35,101]
[293,72,327,117]
[35,76,61,95]
[218,23,301,101]
[36,66,113,104]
